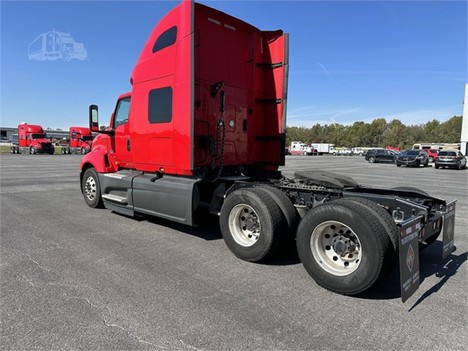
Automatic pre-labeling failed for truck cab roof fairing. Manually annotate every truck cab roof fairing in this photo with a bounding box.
[129,1,287,175]
[129,0,193,174]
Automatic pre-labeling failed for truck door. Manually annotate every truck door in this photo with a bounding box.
[112,97,134,169]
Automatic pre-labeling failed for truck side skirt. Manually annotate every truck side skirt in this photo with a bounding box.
[98,171,200,226]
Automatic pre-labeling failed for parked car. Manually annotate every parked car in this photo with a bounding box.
[338,147,353,156]
[434,150,467,170]
[395,150,429,167]
[365,149,397,163]
[423,149,439,163]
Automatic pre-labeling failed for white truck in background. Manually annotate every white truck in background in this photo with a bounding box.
[311,143,335,155]
[288,141,318,155]
[289,141,313,155]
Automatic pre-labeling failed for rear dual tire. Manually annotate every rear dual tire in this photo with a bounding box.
[296,198,397,295]
[254,185,300,236]
[220,186,298,262]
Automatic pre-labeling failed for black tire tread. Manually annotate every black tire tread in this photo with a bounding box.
[341,197,399,254]
[254,184,300,235]
[297,199,394,295]
[335,198,399,274]
[220,187,285,262]
[81,167,104,208]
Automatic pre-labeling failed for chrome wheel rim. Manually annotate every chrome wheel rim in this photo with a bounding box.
[84,175,97,201]
[228,204,260,247]
[310,220,362,276]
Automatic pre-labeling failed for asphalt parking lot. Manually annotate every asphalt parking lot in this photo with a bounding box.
[1,154,467,350]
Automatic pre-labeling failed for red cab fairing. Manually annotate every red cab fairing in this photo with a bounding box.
[129,0,288,176]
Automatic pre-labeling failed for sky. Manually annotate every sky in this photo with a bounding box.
[1,0,467,130]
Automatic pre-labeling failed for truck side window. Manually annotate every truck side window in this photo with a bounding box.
[152,26,177,53]
[148,87,173,123]
[114,97,131,128]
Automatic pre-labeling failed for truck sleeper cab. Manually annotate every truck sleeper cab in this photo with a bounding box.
[80,0,456,302]
[62,126,95,154]
[13,123,55,154]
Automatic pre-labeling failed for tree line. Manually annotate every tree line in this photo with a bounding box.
[285,116,462,149]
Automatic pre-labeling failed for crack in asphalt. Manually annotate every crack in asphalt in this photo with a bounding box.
[68,296,163,349]
[16,255,164,350]
[179,339,206,351]
[30,232,64,250]
[25,254,50,272]
[21,274,35,287]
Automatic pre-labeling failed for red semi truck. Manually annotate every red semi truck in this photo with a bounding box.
[10,123,55,154]
[61,126,95,154]
[80,0,456,302]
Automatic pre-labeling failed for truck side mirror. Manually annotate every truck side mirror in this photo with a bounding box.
[89,105,99,132]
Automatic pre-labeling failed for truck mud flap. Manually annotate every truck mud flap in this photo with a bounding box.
[398,199,457,303]
[398,215,423,303]
[442,200,456,259]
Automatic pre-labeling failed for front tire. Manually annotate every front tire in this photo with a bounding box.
[296,199,394,295]
[220,187,286,262]
[82,168,104,208]
[368,157,375,163]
